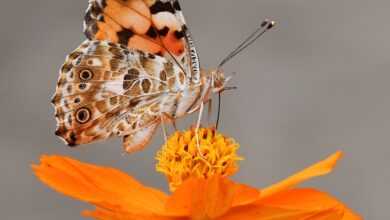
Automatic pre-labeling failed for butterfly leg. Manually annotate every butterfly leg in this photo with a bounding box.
[206,99,213,126]
[195,102,205,157]
[160,115,168,142]
[172,120,178,131]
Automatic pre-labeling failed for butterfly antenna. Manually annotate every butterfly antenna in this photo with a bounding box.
[215,20,275,129]
[218,19,276,69]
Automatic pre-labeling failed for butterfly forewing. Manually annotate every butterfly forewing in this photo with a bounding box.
[84,0,200,82]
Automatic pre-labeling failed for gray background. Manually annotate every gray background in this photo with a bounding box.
[0,0,388,219]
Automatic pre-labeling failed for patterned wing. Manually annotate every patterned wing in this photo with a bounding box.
[122,123,158,153]
[52,40,184,151]
[84,0,200,83]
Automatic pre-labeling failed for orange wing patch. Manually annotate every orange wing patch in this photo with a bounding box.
[84,0,186,57]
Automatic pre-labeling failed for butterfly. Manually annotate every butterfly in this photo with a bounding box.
[52,0,275,153]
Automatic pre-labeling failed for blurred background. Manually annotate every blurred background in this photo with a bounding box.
[1,0,389,219]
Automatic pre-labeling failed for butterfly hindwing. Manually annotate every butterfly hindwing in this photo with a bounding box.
[123,122,159,153]
[52,40,184,147]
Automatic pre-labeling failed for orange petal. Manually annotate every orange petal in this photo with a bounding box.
[342,207,363,220]
[32,155,168,215]
[220,188,361,220]
[165,176,260,219]
[231,183,261,207]
[261,151,343,199]
[83,208,181,220]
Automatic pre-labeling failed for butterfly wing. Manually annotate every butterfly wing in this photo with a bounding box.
[84,0,201,83]
[122,123,159,153]
[52,40,183,150]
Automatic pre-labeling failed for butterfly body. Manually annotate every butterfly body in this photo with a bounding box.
[52,0,275,152]
[52,35,226,152]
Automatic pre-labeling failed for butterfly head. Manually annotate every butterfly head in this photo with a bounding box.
[209,69,232,93]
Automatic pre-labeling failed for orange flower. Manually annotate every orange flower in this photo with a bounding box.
[156,128,242,191]
[32,128,362,220]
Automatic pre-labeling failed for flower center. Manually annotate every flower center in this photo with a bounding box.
[156,127,242,191]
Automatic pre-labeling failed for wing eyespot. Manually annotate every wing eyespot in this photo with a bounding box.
[79,69,94,81]
[78,83,87,90]
[75,108,91,124]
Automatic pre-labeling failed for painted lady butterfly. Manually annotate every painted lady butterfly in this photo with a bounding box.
[52,0,275,153]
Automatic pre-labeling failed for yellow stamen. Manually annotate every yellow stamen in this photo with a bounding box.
[156,127,242,191]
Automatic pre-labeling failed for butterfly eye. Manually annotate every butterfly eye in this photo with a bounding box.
[75,108,91,124]
[79,69,93,81]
